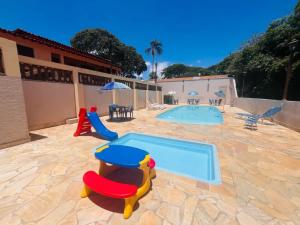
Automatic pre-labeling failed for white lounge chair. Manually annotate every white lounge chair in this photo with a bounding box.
[147,99,167,110]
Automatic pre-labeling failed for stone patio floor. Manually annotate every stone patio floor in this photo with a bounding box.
[1,105,300,225]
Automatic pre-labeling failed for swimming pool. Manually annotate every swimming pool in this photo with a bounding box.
[156,105,223,125]
[95,133,221,184]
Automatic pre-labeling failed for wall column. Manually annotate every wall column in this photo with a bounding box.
[0,37,30,148]
[146,84,149,107]
[156,86,159,103]
[230,77,238,106]
[133,82,137,110]
[112,78,116,104]
[73,68,86,116]
[0,37,21,77]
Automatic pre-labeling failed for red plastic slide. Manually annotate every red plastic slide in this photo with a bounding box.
[73,106,97,137]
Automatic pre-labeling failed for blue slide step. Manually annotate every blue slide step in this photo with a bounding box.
[87,112,118,141]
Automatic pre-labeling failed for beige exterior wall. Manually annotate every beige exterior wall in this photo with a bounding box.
[136,90,146,109]
[159,81,184,102]
[19,56,162,115]
[148,91,157,104]
[158,91,162,104]
[0,37,21,77]
[0,37,162,134]
[115,89,134,107]
[0,36,164,148]
[84,85,113,116]
[19,55,158,104]
[72,69,86,114]
[236,98,300,132]
[22,80,76,130]
[0,76,30,149]
[158,77,235,104]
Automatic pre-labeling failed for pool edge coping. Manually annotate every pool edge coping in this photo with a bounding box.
[92,132,222,185]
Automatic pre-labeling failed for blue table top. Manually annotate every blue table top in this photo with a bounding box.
[94,145,149,168]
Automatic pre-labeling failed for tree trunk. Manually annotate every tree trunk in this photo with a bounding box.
[155,63,158,83]
[152,54,155,82]
[283,53,293,100]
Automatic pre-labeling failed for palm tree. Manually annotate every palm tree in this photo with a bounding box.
[145,40,163,82]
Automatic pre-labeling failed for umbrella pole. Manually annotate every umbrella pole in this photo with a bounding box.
[222,99,225,112]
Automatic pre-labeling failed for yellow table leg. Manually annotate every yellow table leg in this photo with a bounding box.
[150,168,156,179]
[124,196,139,219]
[123,156,152,219]
[80,184,91,198]
[98,160,119,176]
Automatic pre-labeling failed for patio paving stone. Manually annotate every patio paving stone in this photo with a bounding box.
[0,105,299,224]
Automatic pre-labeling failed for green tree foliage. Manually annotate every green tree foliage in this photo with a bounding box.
[161,64,211,79]
[70,29,147,78]
[209,0,300,100]
[145,40,163,82]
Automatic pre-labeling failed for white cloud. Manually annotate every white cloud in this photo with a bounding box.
[157,62,170,77]
[133,73,143,80]
[196,59,202,64]
[143,61,171,80]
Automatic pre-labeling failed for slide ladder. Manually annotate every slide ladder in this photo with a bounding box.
[73,106,97,137]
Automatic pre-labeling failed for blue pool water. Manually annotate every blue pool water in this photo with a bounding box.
[95,133,221,184]
[156,105,223,125]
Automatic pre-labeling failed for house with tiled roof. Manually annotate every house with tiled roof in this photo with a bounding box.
[0,28,121,74]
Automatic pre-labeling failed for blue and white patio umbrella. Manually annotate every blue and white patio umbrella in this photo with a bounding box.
[188,91,199,96]
[215,90,226,112]
[214,90,225,98]
[97,82,131,92]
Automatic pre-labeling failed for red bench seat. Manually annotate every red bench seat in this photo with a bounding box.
[83,171,138,199]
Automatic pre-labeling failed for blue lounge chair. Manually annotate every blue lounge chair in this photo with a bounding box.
[244,115,260,130]
[261,106,282,121]
[237,106,282,123]
[243,106,282,129]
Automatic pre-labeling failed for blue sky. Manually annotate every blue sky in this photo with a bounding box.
[0,0,297,79]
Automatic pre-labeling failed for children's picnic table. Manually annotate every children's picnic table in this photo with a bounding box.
[83,144,155,218]
[95,145,149,169]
